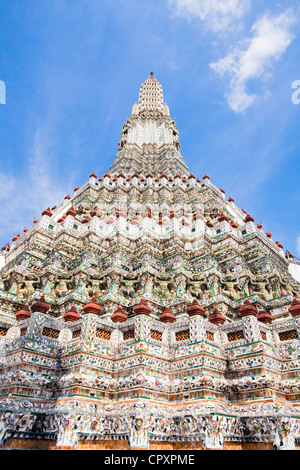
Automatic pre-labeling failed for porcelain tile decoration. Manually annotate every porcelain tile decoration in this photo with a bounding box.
[0,74,299,450]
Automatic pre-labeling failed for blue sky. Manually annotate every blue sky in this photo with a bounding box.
[0,0,299,257]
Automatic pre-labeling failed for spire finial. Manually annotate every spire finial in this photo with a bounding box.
[150,71,154,78]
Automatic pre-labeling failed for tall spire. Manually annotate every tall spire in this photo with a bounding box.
[137,72,164,114]
[110,73,189,177]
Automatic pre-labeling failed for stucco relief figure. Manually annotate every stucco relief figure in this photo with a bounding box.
[291,280,300,300]
[279,273,294,296]
[18,279,39,298]
[154,276,173,299]
[186,279,204,300]
[120,276,140,298]
[221,276,240,301]
[200,278,212,299]
[98,277,108,296]
[54,279,69,297]
[0,271,10,291]
[87,276,101,297]
[205,206,221,222]
[250,274,273,301]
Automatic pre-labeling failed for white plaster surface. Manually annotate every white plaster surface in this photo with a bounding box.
[289,262,300,282]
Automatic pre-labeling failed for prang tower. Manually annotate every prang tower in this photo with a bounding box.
[0,74,300,451]
[110,72,189,176]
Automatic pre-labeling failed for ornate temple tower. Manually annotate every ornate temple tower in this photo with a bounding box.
[110,72,189,176]
[0,74,300,450]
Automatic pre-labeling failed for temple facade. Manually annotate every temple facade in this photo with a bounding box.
[0,74,300,450]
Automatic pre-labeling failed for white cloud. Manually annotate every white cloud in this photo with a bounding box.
[168,0,251,34]
[210,9,297,113]
[0,130,74,247]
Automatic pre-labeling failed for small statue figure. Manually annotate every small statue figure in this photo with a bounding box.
[98,277,108,296]
[291,280,300,300]
[18,280,37,298]
[87,276,101,297]
[221,275,240,301]
[154,276,173,300]
[186,279,204,300]
[54,279,69,297]
[279,273,294,296]
[250,274,273,301]
[120,276,140,298]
